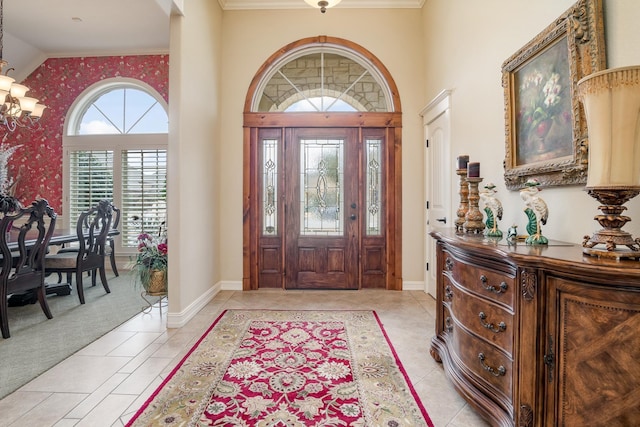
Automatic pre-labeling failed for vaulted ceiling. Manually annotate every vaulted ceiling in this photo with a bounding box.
[2,0,423,80]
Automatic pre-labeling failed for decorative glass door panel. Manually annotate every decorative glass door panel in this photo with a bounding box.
[286,128,358,289]
[300,139,344,236]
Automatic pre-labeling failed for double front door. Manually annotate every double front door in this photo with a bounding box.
[250,126,393,290]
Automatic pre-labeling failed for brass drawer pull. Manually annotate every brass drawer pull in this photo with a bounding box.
[478,353,506,377]
[445,257,454,271]
[480,275,508,294]
[445,316,454,333]
[445,285,454,301]
[479,312,507,333]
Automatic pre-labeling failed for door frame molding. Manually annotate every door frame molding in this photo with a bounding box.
[242,36,403,291]
[421,89,453,297]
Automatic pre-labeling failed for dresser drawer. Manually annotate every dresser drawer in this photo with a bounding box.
[442,248,516,309]
[444,276,514,356]
[449,319,513,403]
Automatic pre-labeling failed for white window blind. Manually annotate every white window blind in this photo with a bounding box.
[121,149,167,247]
[68,150,114,224]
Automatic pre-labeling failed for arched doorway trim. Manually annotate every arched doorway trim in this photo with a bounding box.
[243,36,402,291]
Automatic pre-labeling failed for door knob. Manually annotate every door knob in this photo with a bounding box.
[350,214,357,220]
[436,217,447,224]
[351,203,357,209]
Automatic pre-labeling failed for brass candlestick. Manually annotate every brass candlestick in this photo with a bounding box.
[464,177,485,233]
[455,168,469,232]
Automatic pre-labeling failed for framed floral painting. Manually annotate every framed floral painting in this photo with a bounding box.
[502,0,606,190]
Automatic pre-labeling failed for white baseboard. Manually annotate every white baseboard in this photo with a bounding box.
[166,282,221,328]
[402,281,426,291]
[220,281,242,291]
[165,280,425,328]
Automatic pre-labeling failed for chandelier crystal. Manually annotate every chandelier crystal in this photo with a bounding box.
[0,0,46,132]
[304,0,343,13]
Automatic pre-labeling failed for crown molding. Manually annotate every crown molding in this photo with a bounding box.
[218,0,425,10]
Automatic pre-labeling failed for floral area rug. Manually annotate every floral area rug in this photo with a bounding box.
[126,310,434,427]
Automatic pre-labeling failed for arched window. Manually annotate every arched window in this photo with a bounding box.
[252,48,394,113]
[68,81,168,135]
[64,79,168,253]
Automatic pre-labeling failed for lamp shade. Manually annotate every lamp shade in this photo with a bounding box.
[18,96,39,113]
[578,66,640,188]
[0,75,14,92]
[31,103,46,118]
[304,0,342,9]
[9,83,29,98]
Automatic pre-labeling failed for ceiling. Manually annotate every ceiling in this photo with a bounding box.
[2,0,423,80]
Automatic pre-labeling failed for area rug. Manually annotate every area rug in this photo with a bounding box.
[0,272,160,399]
[127,309,434,426]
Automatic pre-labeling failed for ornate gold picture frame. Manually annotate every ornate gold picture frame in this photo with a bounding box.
[502,0,606,190]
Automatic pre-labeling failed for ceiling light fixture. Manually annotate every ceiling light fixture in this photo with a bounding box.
[304,0,342,14]
[0,0,46,133]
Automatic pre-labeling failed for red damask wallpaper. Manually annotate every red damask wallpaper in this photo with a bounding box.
[6,55,169,215]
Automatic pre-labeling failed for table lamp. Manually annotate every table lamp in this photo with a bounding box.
[577,65,640,259]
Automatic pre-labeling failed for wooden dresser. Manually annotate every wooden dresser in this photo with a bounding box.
[429,229,640,427]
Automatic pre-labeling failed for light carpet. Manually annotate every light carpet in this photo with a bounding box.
[0,271,159,399]
[127,309,434,427]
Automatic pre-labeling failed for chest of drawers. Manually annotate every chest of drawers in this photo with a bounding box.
[430,229,640,427]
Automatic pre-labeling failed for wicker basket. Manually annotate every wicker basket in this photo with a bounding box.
[144,269,167,296]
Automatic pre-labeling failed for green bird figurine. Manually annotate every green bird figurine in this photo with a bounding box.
[520,179,548,245]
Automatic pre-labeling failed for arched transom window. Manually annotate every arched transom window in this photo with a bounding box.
[68,81,168,135]
[252,48,394,113]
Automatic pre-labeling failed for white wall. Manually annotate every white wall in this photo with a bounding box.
[167,0,222,325]
[422,0,640,245]
[219,9,426,283]
[170,1,640,318]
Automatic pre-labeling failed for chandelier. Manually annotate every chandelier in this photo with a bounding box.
[0,0,46,132]
[304,0,343,13]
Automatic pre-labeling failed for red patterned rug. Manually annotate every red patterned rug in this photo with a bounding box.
[126,310,434,426]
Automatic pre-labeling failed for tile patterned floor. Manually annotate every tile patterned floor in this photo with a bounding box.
[0,289,490,426]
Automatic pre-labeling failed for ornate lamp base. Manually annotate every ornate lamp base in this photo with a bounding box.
[583,187,640,260]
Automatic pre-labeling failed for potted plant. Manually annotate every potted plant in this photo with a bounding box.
[131,232,168,295]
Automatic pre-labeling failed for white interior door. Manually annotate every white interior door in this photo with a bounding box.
[422,91,452,297]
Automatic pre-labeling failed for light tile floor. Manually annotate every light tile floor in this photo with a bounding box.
[0,288,490,427]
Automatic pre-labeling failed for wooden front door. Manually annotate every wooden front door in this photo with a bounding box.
[285,128,359,289]
[244,119,401,291]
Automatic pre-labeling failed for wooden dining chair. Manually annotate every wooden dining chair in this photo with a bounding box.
[44,199,113,304]
[0,199,57,339]
[106,203,120,276]
[56,201,120,280]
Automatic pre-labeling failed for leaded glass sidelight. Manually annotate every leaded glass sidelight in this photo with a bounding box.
[262,139,278,235]
[366,138,383,235]
[300,138,344,236]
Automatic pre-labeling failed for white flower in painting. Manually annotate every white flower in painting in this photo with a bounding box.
[317,361,351,380]
[226,360,262,379]
[542,72,561,108]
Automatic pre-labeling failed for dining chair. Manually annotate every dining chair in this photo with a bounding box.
[106,203,120,276]
[56,201,120,279]
[44,199,113,304]
[0,199,57,339]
